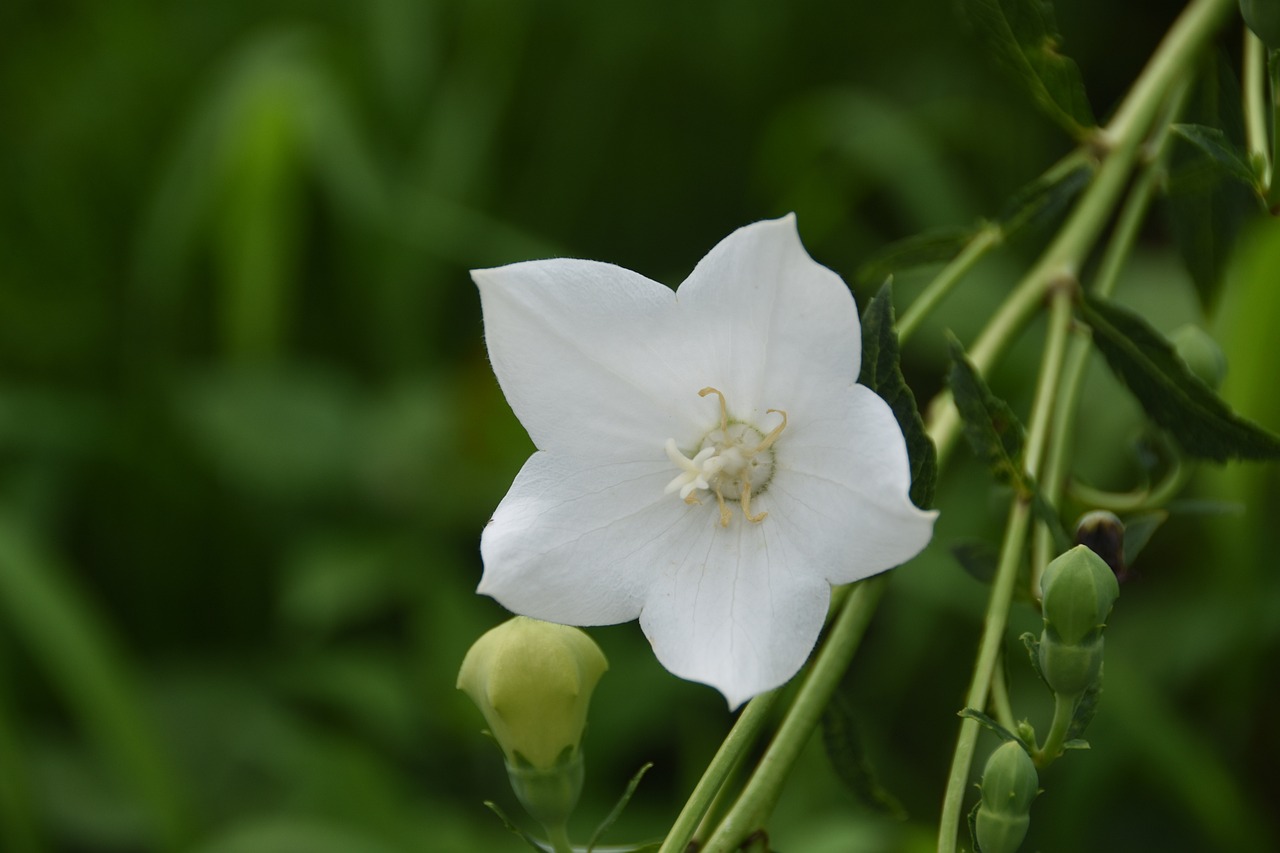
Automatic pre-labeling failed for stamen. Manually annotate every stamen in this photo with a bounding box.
[714,486,731,527]
[741,481,768,523]
[699,386,728,432]
[753,408,788,453]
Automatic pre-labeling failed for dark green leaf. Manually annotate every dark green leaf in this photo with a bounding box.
[952,540,1000,585]
[968,800,984,853]
[1171,124,1262,191]
[1021,632,1046,686]
[958,707,1020,743]
[1031,491,1074,554]
[860,282,938,509]
[1163,56,1261,308]
[1079,294,1280,461]
[821,691,907,818]
[1121,510,1168,568]
[961,0,1096,137]
[947,335,1027,487]
[587,763,653,853]
[855,226,978,286]
[1064,679,1102,742]
[998,157,1094,240]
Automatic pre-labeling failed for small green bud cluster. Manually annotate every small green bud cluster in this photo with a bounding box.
[458,616,608,832]
[1037,545,1119,697]
[975,741,1039,853]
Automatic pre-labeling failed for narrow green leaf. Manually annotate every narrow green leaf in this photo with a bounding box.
[1030,491,1073,554]
[998,157,1094,240]
[1172,124,1262,190]
[1065,680,1102,742]
[1021,632,1046,686]
[482,802,546,852]
[947,335,1027,487]
[961,0,1096,137]
[821,691,907,818]
[952,540,1000,586]
[958,708,1020,744]
[1079,294,1280,461]
[855,226,978,286]
[859,282,938,509]
[1121,510,1168,568]
[968,800,984,853]
[587,763,653,853]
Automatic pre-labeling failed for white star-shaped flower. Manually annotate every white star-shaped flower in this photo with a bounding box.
[474,214,937,708]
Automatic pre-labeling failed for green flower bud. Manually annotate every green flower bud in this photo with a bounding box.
[975,741,1038,853]
[1038,546,1119,696]
[1040,545,1118,647]
[1240,0,1280,50]
[458,617,608,829]
[1170,324,1227,390]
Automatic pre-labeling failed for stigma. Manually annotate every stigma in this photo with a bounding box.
[664,387,787,527]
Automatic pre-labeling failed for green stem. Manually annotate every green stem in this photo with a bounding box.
[926,0,1236,474]
[935,287,1074,853]
[1067,457,1190,512]
[656,690,779,853]
[545,823,573,853]
[897,223,1003,343]
[1269,48,1280,210]
[1244,29,1270,182]
[989,655,1017,734]
[698,579,886,853]
[1034,690,1080,766]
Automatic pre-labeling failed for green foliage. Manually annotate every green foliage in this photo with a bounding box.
[960,0,1096,137]
[1079,293,1280,461]
[820,692,906,818]
[859,283,938,509]
[947,336,1027,488]
[996,156,1094,240]
[855,227,980,286]
[1171,124,1263,193]
[587,763,654,853]
[958,708,1020,745]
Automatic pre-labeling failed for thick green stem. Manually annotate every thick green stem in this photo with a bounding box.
[935,288,1074,853]
[545,823,573,853]
[656,691,779,853]
[698,579,886,853]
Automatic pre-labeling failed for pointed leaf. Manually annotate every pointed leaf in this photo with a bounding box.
[1121,510,1168,568]
[961,0,1096,137]
[1172,124,1262,191]
[952,540,1000,586]
[855,226,979,286]
[860,282,938,509]
[947,335,1027,487]
[998,157,1095,240]
[1021,632,1046,686]
[821,691,907,818]
[1065,679,1102,742]
[959,707,1020,744]
[482,802,547,852]
[1079,294,1280,461]
[587,763,653,852]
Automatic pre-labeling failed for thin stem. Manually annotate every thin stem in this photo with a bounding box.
[989,653,1017,734]
[1067,458,1190,512]
[699,579,886,853]
[935,287,1074,853]
[656,691,779,853]
[1269,48,1280,210]
[1244,29,1271,183]
[897,223,1003,343]
[1034,690,1080,766]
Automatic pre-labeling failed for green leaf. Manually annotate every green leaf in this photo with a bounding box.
[1031,490,1074,554]
[958,708,1020,744]
[482,802,546,852]
[1064,679,1102,742]
[587,763,653,853]
[961,0,1096,137]
[947,335,1027,487]
[821,691,907,818]
[1078,294,1280,461]
[854,226,979,286]
[1121,510,1168,568]
[1171,124,1262,191]
[952,540,1000,586]
[998,156,1094,240]
[1021,632,1046,686]
[859,282,938,509]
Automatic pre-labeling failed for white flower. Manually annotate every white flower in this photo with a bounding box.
[473,214,937,709]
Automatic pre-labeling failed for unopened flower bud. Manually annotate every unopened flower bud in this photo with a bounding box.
[1240,0,1280,50]
[975,741,1038,853]
[1075,510,1125,580]
[1170,325,1227,390]
[1038,546,1119,696]
[458,617,608,828]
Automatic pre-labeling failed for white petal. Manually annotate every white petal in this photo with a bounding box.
[479,450,693,625]
[676,214,861,419]
[638,518,831,709]
[767,384,937,583]
[474,259,705,459]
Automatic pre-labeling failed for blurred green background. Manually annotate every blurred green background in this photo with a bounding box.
[2,1,1277,851]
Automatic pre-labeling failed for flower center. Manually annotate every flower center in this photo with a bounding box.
[664,387,787,527]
